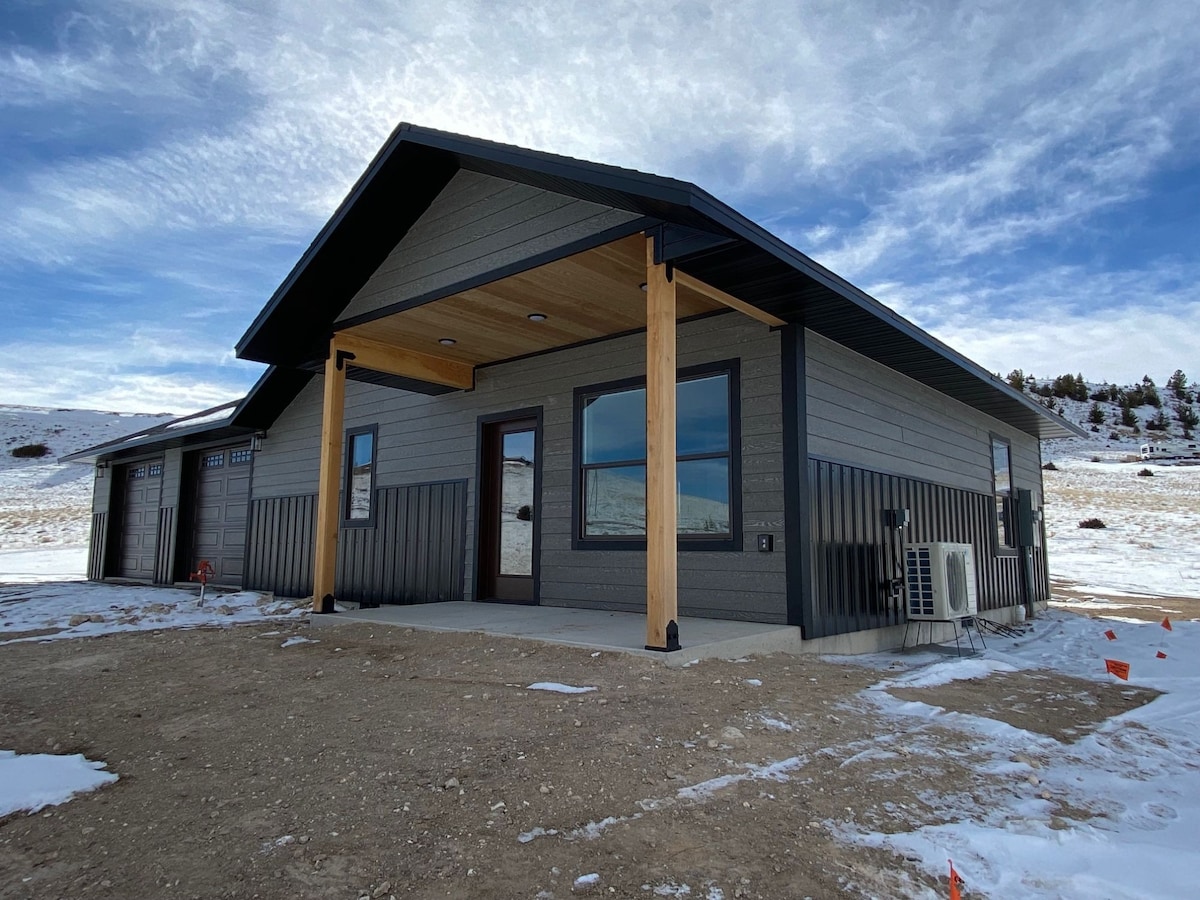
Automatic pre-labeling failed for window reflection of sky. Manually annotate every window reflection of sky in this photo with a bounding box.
[582,375,728,464]
[351,432,373,467]
[503,430,535,462]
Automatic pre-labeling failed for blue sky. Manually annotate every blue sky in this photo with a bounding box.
[1,0,1197,413]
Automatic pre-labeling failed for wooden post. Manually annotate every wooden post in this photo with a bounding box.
[312,345,346,611]
[645,236,679,650]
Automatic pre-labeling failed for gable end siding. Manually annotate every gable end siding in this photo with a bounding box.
[336,170,643,324]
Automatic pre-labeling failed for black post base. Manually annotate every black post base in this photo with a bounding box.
[645,619,682,652]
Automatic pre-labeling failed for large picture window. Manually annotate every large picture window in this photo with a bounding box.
[991,435,1015,550]
[344,425,377,526]
[574,361,740,550]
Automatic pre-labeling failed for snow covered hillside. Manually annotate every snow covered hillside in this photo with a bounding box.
[1037,379,1200,601]
[0,405,174,579]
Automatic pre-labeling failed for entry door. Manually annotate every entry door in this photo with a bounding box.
[478,416,538,603]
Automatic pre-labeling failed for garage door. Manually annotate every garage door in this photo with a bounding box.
[118,460,162,580]
[188,446,252,586]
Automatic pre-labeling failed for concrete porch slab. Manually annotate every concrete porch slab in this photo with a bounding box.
[309,601,804,667]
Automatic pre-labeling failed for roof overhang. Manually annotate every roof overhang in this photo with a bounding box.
[234,123,1083,441]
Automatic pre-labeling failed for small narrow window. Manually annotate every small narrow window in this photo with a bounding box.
[130,466,146,479]
[148,463,163,477]
[992,437,1014,549]
[230,448,253,465]
[202,452,224,468]
[344,425,378,525]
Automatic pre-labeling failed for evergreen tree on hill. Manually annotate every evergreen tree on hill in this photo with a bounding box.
[1167,369,1189,401]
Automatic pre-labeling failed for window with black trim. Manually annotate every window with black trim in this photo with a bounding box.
[344,425,377,526]
[991,436,1015,550]
[575,361,740,550]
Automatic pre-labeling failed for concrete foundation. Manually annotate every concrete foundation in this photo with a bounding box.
[309,600,1034,665]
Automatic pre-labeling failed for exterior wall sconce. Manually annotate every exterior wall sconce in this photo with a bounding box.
[252,432,266,452]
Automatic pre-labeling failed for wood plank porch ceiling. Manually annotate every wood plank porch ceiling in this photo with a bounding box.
[340,234,726,368]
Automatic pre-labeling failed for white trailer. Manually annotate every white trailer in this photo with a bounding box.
[1140,440,1200,460]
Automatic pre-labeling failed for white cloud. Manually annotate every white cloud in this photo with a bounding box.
[872,262,1200,386]
[0,337,258,414]
[1,0,1199,406]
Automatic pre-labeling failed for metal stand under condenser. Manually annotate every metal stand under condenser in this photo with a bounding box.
[903,617,986,656]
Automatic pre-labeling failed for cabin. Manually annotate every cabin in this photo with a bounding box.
[66,124,1084,651]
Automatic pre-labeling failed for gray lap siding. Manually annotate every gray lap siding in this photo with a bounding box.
[805,331,1048,628]
[248,314,788,620]
[806,331,1043,505]
[337,170,643,325]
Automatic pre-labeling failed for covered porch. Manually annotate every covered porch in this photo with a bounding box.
[308,229,784,651]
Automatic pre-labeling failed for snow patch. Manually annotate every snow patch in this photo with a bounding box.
[0,750,118,815]
[526,682,597,694]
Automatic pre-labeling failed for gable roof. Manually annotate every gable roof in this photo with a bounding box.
[236,123,1083,440]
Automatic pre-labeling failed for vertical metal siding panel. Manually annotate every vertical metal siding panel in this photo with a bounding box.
[425,483,442,601]
[819,460,835,637]
[88,512,108,581]
[280,497,294,596]
[385,488,402,600]
[154,507,175,584]
[453,480,466,601]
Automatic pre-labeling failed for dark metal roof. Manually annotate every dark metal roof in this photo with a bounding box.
[62,367,313,464]
[60,401,249,464]
[235,123,1083,440]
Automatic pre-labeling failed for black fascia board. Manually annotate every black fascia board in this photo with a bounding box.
[400,123,700,208]
[230,366,314,431]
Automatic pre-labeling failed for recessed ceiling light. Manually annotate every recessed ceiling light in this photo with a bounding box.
[527,313,547,322]
[438,337,457,346]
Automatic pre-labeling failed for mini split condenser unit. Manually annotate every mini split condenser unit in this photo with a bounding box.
[904,542,978,620]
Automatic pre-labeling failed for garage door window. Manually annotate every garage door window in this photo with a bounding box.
[230,448,252,465]
[148,463,162,477]
[202,452,224,468]
[344,425,378,527]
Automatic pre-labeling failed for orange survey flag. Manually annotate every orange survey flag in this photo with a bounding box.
[949,859,963,900]
[1157,651,1168,659]
[1105,659,1130,680]
[1162,616,1173,631]
[1104,629,1117,640]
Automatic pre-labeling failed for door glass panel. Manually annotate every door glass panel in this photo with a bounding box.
[499,430,535,576]
[347,431,375,520]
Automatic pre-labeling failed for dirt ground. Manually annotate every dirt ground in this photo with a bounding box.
[1049,579,1200,622]
[0,619,1156,900]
